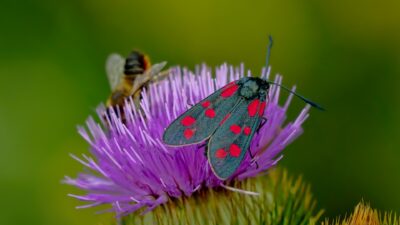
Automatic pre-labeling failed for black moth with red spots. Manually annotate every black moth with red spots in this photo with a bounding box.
[163,77,270,180]
[163,36,324,180]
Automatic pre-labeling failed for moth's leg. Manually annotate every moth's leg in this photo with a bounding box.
[203,143,209,158]
[187,100,194,108]
[257,117,268,134]
[197,142,208,157]
[248,147,259,169]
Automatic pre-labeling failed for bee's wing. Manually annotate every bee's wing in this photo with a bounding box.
[130,61,168,95]
[208,96,267,180]
[148,61,167,77]
[152,69,171,82]
[105,53,125,91]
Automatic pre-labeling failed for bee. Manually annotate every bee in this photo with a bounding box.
[105,50,168,108]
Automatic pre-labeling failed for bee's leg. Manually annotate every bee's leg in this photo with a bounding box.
[248,147,259,169]
[257,117,268,134]
[153,69,171,81]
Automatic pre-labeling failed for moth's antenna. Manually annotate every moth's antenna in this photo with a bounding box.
[268,81,325,111]
[264,35,273,78]
[263,35,324,110]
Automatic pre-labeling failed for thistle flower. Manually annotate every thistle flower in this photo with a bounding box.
[64,63,311,216]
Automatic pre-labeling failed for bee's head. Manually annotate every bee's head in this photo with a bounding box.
[124,51,151,75]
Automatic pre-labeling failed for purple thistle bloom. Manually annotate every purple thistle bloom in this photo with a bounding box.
[64,63,310,216]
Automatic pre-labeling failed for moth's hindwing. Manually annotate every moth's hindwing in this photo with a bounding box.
[163,81,243,146]
[208,96,267,180]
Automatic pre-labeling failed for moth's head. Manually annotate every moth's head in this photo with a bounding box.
[240,77,269,99]
[259,79,270,91]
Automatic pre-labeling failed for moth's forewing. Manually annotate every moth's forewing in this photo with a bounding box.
[105,53,125,91]
[208,96,267,180]
[163,80,243,146]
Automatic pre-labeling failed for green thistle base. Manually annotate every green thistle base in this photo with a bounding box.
[120,168,323,225]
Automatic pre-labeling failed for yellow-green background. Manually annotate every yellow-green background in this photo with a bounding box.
[1,0,399,224]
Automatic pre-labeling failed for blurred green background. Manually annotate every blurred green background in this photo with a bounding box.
[1,0,399,224]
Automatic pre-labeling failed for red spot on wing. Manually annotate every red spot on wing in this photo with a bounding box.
[230,124,241,134]
[183,128,195,139]
[247,99,260,117]
[258,101,266,116]
[243,126,251,135]
[221,83,239,98]
[223,81,235,89]
[229,144,241,157]
[181,116,196,126]
[205,108,216,118]
[215,149,227,159]
[219,113,231,125]
[201,101,211,108]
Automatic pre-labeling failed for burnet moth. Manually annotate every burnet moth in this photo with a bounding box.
[163,36,324,180]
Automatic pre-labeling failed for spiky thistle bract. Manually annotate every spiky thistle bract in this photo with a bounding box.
[323,202,400,225]
[120,168,323,225]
